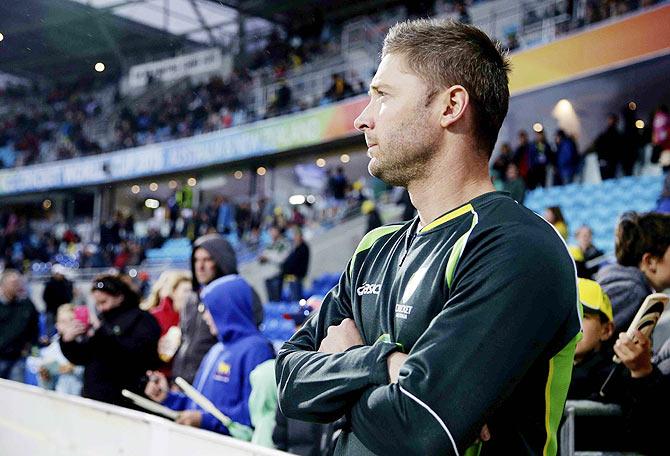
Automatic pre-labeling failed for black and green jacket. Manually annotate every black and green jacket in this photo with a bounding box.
[276,191,581,455]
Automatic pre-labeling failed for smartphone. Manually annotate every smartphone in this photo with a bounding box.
[73,306,90,327]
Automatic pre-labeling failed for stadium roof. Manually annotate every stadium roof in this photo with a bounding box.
[0,0,402,83]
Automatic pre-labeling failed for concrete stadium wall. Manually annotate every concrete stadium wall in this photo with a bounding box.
[0,379,292,456]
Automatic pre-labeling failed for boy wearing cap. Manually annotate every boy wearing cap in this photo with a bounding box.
[569,279,670,455]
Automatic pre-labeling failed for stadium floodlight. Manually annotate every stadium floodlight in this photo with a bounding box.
[94,62,105,72]
[289,195,306,205]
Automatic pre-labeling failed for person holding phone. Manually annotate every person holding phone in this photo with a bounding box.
[59,274,161,407]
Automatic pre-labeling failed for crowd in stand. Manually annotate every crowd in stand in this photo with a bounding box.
[491,104,670,204]
[0,166,365,274]
[0,77,105,168]
[0,0,661,170]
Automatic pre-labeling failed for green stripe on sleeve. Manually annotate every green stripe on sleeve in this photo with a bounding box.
[542,332,579,456]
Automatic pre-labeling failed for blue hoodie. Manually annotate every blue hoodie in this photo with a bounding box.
[163,274,275,435]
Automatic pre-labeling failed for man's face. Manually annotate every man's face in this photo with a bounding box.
[194,248,217,285]
[1,274,21,299]
[354,53,442,187]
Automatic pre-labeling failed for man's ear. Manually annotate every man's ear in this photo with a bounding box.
[439,85,469,129]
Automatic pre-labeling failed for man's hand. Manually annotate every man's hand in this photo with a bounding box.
[318,318,364,353]
[387,352,407,384]
[176,410,202,427]
[144,370,169,403]
[614,330,653,378]
[387,352,491,443]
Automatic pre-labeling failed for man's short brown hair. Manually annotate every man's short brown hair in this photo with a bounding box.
[382,19,510,155]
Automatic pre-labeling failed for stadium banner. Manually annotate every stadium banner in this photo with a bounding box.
[127,48,230,90]
[0,379,290,456]
[509,3,670,94]
[0,96,368,196]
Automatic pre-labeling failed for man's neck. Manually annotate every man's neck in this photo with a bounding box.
[408,148,495,226]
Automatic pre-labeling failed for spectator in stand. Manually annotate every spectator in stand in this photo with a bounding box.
[141,270,191,337]
[362,199,383,232]
[651,105,670,172]
[591,113,622,180]
[621,105,641,176]
[258,226,292,302]
[502,163,526,204]
[455,1,472,24]
[543,206,569,240]
[513,130,533,187]
[530,129,550,188]
[0,269,38,381]
[172,234,264,384]
[554,129,579,185]
[281,228,311,301]
[656,173,670,213]
[145,275,274,438]
[42,264,74,335]
[329,167,349,212]
[324,74,353,103]
[217,196,235,235]
[596,211,670,333]
[491,142,514,182]
[59,274,161,407]
[37,304,84,395]
[570,225,604,279]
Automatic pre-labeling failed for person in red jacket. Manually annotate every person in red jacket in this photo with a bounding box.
[141,270,192,374]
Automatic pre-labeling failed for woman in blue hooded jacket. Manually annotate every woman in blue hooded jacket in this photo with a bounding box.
[145,274,275,436]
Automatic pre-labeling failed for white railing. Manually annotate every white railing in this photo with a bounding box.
[0,379,292,456]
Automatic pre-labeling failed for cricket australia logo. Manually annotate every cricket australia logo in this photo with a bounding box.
[395,304,413,319]
[357,283,382,296]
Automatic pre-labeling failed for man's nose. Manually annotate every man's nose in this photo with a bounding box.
[354,102,373,132]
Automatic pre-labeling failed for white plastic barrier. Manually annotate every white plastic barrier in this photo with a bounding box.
[0,379,292,456]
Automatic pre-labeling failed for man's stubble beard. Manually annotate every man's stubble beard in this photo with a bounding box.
[368,109,439,188]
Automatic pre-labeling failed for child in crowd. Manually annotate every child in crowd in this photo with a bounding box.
[37,304,84,395]
[568,278,669,455]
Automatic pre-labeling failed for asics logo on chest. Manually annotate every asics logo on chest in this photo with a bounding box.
[357,283,382,296]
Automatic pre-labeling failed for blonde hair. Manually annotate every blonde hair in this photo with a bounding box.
[140,270,191,311]
[56,303,75,319]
